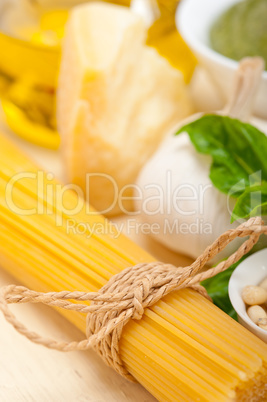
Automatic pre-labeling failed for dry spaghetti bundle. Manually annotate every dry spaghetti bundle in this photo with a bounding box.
[0,132,267,402]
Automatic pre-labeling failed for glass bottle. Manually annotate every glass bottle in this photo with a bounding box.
[146,0,196,83]
[0,0,130,149]
[0,0,194,149]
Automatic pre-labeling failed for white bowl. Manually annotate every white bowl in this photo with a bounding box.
[229,249,267,343]
[176,0,267,119]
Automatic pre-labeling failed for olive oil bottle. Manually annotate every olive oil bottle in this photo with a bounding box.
[146,0,196,83]
[0,0,195,149]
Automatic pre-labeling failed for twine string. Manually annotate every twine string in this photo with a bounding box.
[0,216,266,381]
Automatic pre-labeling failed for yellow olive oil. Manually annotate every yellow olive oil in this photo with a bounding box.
[146,0,196,83]
[0,0,195,149]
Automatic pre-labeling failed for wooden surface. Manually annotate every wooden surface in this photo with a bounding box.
[0,271,155,402]
[1,67,266,401]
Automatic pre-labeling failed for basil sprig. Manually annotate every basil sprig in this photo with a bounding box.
[201,261,240,320]
[176,115,267,222]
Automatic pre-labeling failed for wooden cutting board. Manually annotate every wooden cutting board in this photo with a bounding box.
[1,67,266,401]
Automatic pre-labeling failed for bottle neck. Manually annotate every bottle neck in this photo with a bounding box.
[157,0,180,15]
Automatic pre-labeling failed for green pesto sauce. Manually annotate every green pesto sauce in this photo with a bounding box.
[210,0,267,69]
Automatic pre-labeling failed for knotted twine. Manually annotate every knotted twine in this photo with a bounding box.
[0,216,267,381]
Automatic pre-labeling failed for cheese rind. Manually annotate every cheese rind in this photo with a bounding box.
[57,2,192,215]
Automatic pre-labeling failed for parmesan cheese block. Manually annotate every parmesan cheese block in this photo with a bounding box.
[57,2,192,216]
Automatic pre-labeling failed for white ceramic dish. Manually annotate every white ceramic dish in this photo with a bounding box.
[176,0,267,119]
[229,249,267,343]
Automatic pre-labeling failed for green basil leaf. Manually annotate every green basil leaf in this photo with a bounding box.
[176,115,267,221]
[176,115,267,316]
[176,115,267,196]
[201,258,248,320]
[201,265,237,320]
[231,182,267,222]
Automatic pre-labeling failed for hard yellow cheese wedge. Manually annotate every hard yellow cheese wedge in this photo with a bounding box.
[57,2,192,215]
